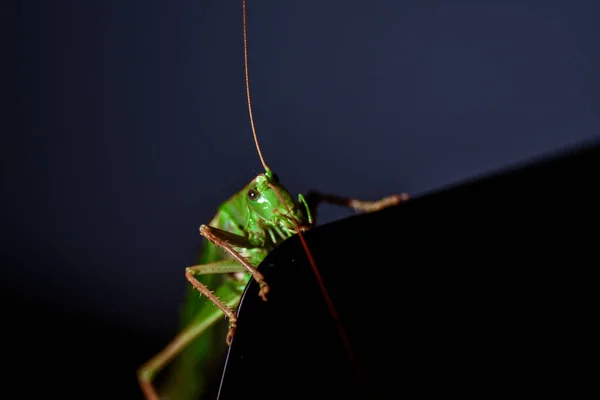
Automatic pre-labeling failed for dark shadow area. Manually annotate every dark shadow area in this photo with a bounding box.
[2,290,158,398]
[219,140,599,399]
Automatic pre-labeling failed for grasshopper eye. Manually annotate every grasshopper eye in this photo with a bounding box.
[272,173,279,183]
[248,189,259,201]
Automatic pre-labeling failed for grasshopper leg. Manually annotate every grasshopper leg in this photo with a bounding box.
[185,262,246,346]
[199,224,271,301]
[138,260,244,400]
[305,191,409,221]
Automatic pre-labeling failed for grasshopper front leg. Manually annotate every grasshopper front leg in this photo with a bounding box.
[185,266,240,346]
[305,191,409,222]
[198,224,270,302]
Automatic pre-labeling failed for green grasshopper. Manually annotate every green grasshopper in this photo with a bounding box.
[137,1,408,399]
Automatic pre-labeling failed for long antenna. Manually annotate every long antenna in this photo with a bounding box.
[242,0,270,172]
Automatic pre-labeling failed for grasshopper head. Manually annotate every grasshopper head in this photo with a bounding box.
[245,171,308,237]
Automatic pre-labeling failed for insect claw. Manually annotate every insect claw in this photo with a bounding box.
[258,283,270,301]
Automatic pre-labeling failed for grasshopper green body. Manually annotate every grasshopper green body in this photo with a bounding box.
[138,172,314,400]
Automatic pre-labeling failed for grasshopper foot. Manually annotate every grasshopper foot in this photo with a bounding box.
[353,193,409,213]
[226,322,237,346]
[259,282,270,301]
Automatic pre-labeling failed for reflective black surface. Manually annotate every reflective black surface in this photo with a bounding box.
[218,142,599,399]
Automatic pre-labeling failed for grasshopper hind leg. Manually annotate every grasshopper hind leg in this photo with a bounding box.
[137,303,234,400]
[137,260,245,400]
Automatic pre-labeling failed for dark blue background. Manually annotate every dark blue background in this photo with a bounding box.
[5,0,599,345]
